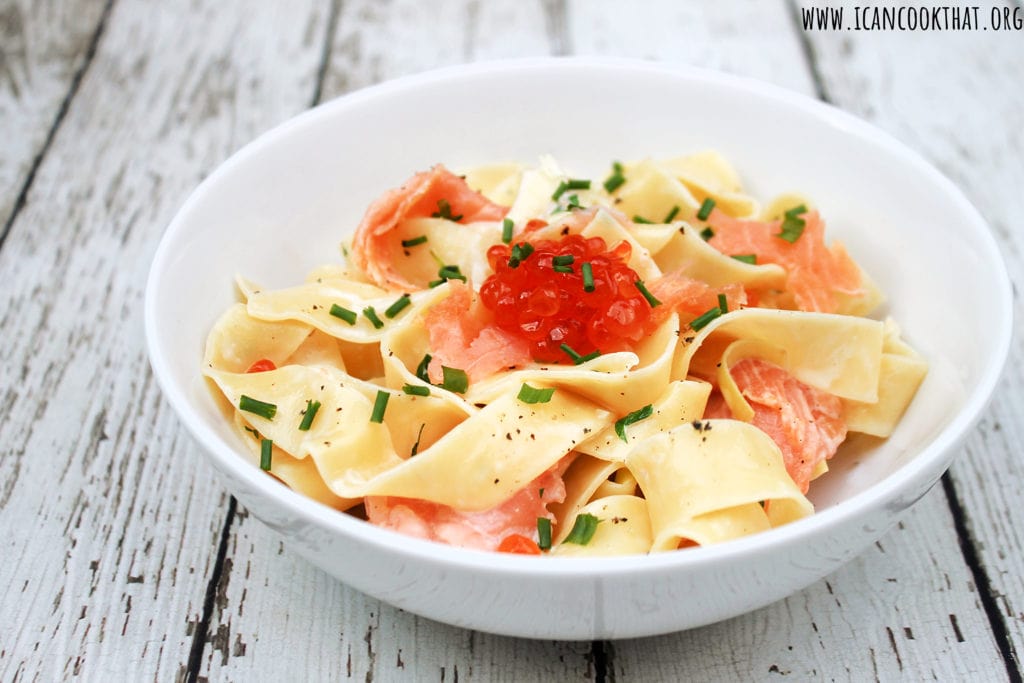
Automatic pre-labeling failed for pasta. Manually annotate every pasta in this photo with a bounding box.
[203,152,926,556]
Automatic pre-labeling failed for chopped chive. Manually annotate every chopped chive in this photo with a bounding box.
[559,343,601,365]
[415,354,432,383]
[431,198,463,222]
[239,395,276,420]
[428,279,445,288]
[731,254,757,264]
[370,390,389,423]
[718,293,728,313]
[508,242,535,268]
[632,215,653,224]
[634,280,661,308]
[564,513,599,545]
[402,384,430,397]
[298,399,321,431]
[552,255,574,266]
[689,305,723,331]
[362,306,384,329]
[566,178,591,191]
[401,235,428,248]
[565,194,582,210]
[553,265,573,274]
[437,264,467,282]
[603,162,626,193]
[700,226,715,240]
[537,517,552,551]
[697,197,716,221]
[551,181,569,200]
[614,404,653,443]
[664,205,680,223]
[410,423,426,457]
[776,205,808,243]
[517,383,555,404]
[441,366,469,394]
[384,294,411,318]
[581,262,595,292]
[260,439,273,470]
[502,218,514,244]
[329,303,357,325]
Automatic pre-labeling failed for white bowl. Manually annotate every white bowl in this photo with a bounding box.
[145,58,1012,640]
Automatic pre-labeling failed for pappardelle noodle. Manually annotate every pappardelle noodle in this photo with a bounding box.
[203,153,927,556]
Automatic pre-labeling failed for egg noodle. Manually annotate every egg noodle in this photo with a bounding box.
[203,153,927,556]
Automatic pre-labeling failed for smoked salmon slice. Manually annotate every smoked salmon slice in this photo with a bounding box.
[351,165,510,291]
[648,270,747,318]
[423,281,532,384]
[365,460,568,551]
[706,209,863,313]
[704,358,847,493]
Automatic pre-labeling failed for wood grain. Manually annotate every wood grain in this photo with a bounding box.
[0,1,329,680]
[803,4,1024,673]
[0,0,108,229]
[3,0,1021,680]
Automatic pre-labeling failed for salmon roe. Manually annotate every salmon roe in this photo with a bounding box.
[479,234,656,363]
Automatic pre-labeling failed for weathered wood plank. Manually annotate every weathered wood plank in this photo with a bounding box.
[803,3,1024,671]
[0,0,108,227]
[0,1,329,680]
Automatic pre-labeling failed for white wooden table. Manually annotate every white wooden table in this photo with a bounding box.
[2,1,1022,680]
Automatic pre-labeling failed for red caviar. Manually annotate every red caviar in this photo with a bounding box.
[496,533,542,555]
[480,234,657,363]
[246,358,276,373]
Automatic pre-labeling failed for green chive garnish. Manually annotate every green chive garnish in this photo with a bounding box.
[564,513,599,545]
[508,242,534,268]
[239,395,276,420]
[664,205,680,223]
[564,194,582,210]
[731,254,757,264]
[559,343,601,365]
[431,198,463,222]
[402,384,430,397]
[517,383,555,404]
[362,306,384,329]
[777,204,808,243]
[697,197,716,221]
[603,162,626,193]
[700,227,715,240]
[384,294,411,318]
[441,366,469,394]
[298,400,321,431]
[567,178,591,191]
[410,423,426,457]
[260,439,273,470]
[634,280,661,308]
[428,279,445,288]
[553,255,574,266]
[552,181,568,201]
[502,218,514,244]
[614,404,653,443]
[581,262,595,292]
[537,517,552,551]
[689,305,723,331]
[370,390,389,423]
[437,264,467,282]
[401,235,428,248]
[416,354,432,383]
[553,265,573,274]
[718,293,728,314]
[632,215,653,224]
[329,303,357,325]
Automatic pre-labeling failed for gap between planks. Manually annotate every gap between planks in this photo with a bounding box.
[0,0,115,253]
